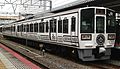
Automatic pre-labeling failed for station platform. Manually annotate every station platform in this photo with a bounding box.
[0,43,41,69]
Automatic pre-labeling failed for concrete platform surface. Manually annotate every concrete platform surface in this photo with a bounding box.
[0,43,41,69]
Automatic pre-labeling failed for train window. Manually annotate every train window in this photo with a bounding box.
[17,25,20,32]
[50,19,56,33]
[8,27,9,31]
[25,25,27,32]
[50,19,53,32]
[11,26,12,32]
[6,27,7,31]
[26,24,29,32]
[54,19,56,32]
[18,26,21,32]
[5,27,6,31]
[34,23,38,32]
[17,26,19,32]
[10,26,11,32]
[7,27,9,32]
[21,24,23,32]
[71,16,76,32]
[11,26,13,32]
[39,22,44,33]
[0,28,1,32]
[39,23,42,32]
[30,24,33,32]
[42,23,44,33]
[81,8,94,33]
[63,18,68,33]
[9,27,11,31]
[19,25,21,32]
[14,26,16,32]
[96,16,104,33]
[0,27,2,32]
[3,27,5,31]
[13,26,15,32]
[46,21,48,32]
[58,19,62,33]
[7,27,8,31]
[96,9,105,15]
[6,27,8,31]
[106,10,116,33]
[24,25,26,32]
[23,25,25,32]
[19,25,20,32]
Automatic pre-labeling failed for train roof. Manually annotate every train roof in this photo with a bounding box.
[6,6,113,25]
[9,7,109,24]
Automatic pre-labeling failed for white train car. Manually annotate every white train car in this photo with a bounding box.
[2,7,116,61]
[0,25,3,35]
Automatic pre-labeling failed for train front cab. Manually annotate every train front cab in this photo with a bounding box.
[78,7,116,61]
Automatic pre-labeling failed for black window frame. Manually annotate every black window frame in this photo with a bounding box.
[17,25,19,32]
[30,24,33,32]
[96,16,105,33]
[26,24,29,32]
[63,18,68,33]
[23,25,27,32]
[106,10,116,33]
[39,22,44,33]
[71,16,76,32]
[21,24,23,32]
[46,21,48,32]
[34,23,38,32]
[13,25,15,32]
[58,19,62,33]
[80,8,94,33]
[50,19,57,33]
[11,25,15,32]
[0,27,2,32]
[53,19,57,32]
[50,19,54,32]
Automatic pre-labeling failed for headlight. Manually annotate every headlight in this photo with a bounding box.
[81,34,92,40]
[108,34,115,40]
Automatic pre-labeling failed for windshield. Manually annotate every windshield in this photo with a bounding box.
[96,17,104,33]
[106,10,116,33]
[80,8,94,33]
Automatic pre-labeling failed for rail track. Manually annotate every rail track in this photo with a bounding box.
[85,61,120,69]
[0,39,120,69]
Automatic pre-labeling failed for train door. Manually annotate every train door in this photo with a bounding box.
[33,21,38,40]
[21,23,23,36]
[11,24,16,36]
[70,16,76,36]
[23,23,27,38]
[29,22,34,40]
[57,17,63,42]
[70,14,78,43]
[49,18,57,41]
[43,19,49,40]
[79,8,95,49]
[62,15,73,45]
[95,16,106,47]
[17,24,21,37]
[57,15,72,43]
[27,22,31,40]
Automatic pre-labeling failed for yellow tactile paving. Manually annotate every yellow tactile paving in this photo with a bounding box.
[0,60,6,69]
